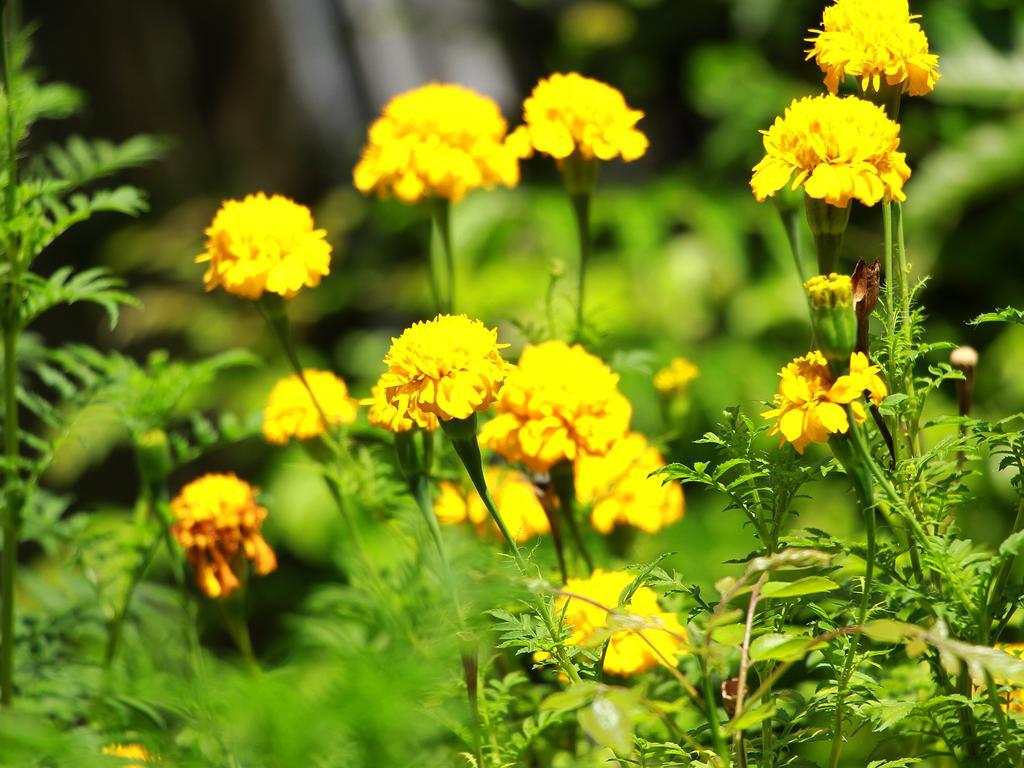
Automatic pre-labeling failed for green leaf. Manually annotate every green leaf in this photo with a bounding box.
[759,576,839,599]
[727,701,776,732]
[748,633,819,662]
[862,620,919,644]
[578,690,640,755]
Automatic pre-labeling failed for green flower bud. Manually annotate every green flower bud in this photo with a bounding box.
[805,273,857,363]
[560,152,600,197]
[804,197,851,274]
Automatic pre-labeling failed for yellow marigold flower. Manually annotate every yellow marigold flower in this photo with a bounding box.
[353,83,522,204]
[262,370,358,444]
[653,357,699,397]
[197,193,331,300]
[995,643,1024,712]
[511,72,648,163]
[807,0,940,97]
[576,433,683,535]
[366,380,439,433]
[434,467,550,543]
[377,314,510,428]
[102,743,158,765]
[762,351,887,454]
[170,473,277,599]
[538,569,686,677]
[805,273,853,309]
[751,95,910,208]
[479,340,631,473]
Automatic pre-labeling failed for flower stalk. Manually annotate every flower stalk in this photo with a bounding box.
[549,459,593,573]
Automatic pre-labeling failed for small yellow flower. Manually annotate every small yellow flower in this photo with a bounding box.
[480,340,631,473]
[262,370,358,444]
[807,0,940,97]
[538,569,687,677]
[995,643,1024,712]
[376,314,510,428]
[511,72,648,163]
[102,743,158,765]
[805,273,853,309]
[762,351,887,453]
[751,95,910,208]
[576,433,684,535]
[653,357,699,397]
[353,83,523,204]
[170,474,277,599]
[435,467,550,543]
[196,193,331,300]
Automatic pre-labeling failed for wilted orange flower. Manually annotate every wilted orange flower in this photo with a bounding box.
[575,433,683,535]
[353,83,522,203]
[762,351,887,453]
[170,474,277,599]
[751,95,910,208]
[376,314,510,428]
[262,370,358,444]
[510,72,648,163]
[538,569,687,677]
[807,0,940,97]
[435,467,550,543]
[480,340,631,473]
[197,193,331,299]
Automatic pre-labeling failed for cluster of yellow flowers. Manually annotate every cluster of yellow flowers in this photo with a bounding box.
[353,83,524,204]
[538,569,686,677]
[750,94,910,208]
[102,744,159,766]
[653,356,699,397]
[762,351,887,454]
[435,467,550,543]
[807,0,941,97]
[262,370,358,444]
[576,433,684,535]
[170,473,277,598]
[197,193,331,300]
[479,340,631,473]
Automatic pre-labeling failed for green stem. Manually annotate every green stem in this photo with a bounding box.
[701,654,730,768]
[984,672,1022,768]
[1,327,16,708]
[984,498,1024,641]
[549,460,593,573]
[430,199,454,314]
[571,193,591,343]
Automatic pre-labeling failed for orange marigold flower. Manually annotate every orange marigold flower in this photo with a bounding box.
[751,95,910,208]
[353,83,523,203]
[575,433,684,535]
[170,473,277,599]
[510,72,648,162]
[479,340,631,473]
[434,467,550,543]
[196,193,331,300]
[761,351,887,454]
[537,569,687,677]
[807,0,940,97]
[262,370,358,444]
[376,314,511,428]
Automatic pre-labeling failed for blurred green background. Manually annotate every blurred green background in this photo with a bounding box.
[10,0,1024,762]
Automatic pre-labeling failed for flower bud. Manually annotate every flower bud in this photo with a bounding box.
[560,152,600,197]
[805,273,857,363]
[804,197,851,274]
[950,345,978,417]
[135,428,172,488]
[852,259,880,353]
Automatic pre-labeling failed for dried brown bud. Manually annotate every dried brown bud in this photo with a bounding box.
[950,346,979,373]
[851,259,880,320]
[950,346,979,417]
[721,677,740,716]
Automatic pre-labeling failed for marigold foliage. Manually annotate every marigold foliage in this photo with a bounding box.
[262,370,358,444]
[542,569,686,677]
[196,193,331,300]
[377,314,510,428]
[435,467,550,543]
[170,473,277,599]
[510,72,648,163]
[750,95,910,208]
[576,433,684,534]
[353,83,523,204]
[762,351,887,453]
[653,356,699,396]
[480,340,631,473]
[807,0,940,97]
[805,273,853,309]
